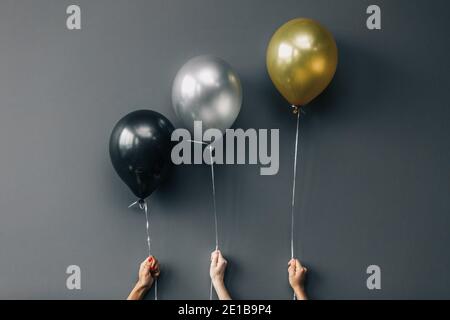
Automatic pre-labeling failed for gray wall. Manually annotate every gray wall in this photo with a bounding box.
[0,0,449,299]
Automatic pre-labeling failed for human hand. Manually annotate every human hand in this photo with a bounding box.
[288,258,307,299]
[137,256,160,290]
[127,256,160,300]
[210,250,227,286]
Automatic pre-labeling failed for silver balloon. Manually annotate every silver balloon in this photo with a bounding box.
[172,55,242,133]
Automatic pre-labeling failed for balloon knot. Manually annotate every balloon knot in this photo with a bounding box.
[292,105,300,114]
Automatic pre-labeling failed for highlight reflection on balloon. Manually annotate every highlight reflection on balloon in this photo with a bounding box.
[266,18,338,107]
[172,55,242,133]
[109,110,174,199]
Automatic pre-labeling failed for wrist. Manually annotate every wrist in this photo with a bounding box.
[127,282,150,300]
[293,286,307,300]
[135,280,152,292]
[212,278,225,287]
[293,284,304,291]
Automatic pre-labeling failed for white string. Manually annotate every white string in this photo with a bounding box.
[210,278,214,301]
[129,199,157,300]
[187,139,208,145]
[208,145,219,300]
[290,106,301,300]
[186,139,219,300]
[291,108,300,260]
[209,145,219,251]
[140,201,151,257]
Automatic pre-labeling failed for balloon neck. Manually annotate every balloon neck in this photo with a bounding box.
[138,199,146,209]
[292,105,300,114]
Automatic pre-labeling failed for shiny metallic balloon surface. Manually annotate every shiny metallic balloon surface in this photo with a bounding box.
[266,18,338,107]
[172,55,242,133]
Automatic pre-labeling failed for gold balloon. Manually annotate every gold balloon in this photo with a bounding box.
[266,18,338,107]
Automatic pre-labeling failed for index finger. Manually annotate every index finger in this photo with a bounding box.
[211,250,219,265]
[151,259,160,271]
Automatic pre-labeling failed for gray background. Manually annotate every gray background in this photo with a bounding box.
[0,0,449,299]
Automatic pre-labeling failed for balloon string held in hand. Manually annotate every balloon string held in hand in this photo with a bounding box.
[209,145,219,300]
[291,106,305,300]
[129,199,158,300]
[187,140,219,300]
[209,145,219,251]
[187,140,219,251]
[290,107,300,260]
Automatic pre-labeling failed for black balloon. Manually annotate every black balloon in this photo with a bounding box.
[109,110,174,199]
